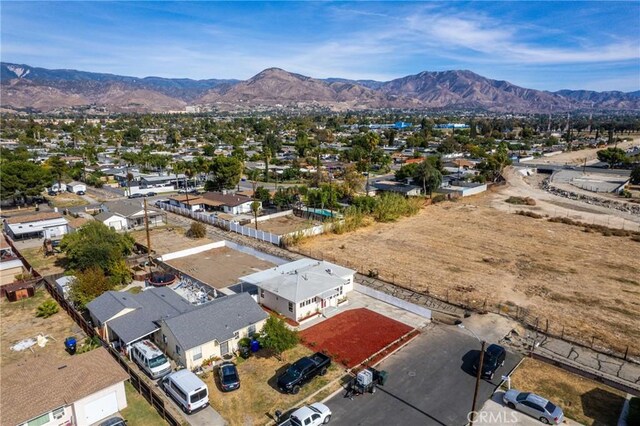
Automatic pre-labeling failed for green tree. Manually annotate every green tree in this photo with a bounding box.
[597,148,628,168]
[246,169,261,196]
[251,201,261,230]
[414,160,443,197]
[257,315,299,360]
[395,163,419,182]
[206,156,243,191]
[60,222,135,277]
[0,161,51,203]
[68,266,116,309]
[46,156,67,191]
[254,186,272,204]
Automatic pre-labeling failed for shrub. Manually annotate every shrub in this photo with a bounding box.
[516,210,543,219]
[257,315,299,358]
[238,337,251,348]
[77,336,101,354]
[187,222,207,238]
[431,194,447,204]
[36,300,59,318]
[505,196,536,206]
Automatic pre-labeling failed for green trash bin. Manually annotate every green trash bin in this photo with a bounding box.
[377,370,388,386]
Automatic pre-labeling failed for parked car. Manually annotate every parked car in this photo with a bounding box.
[145,192,157,197]
[99,417,127,426]
[277,403,332,426]
[48,190,58,196]
[76,190,86,195]
[473,344,506,380]
[131,340,172,379]
[128,193,144,199]
[218,362,240,392]
[162,369,209,414]
[503,390,564,424]
[277,352,331,394]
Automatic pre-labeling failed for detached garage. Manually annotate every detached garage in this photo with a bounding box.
[0,347,129,426]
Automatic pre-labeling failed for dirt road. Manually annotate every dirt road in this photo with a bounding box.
[296,191,640,356]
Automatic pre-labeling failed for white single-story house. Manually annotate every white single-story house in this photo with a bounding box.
[94,211,129,231]
[202,191,259,215]
[3,212,70,240]
[67,181,87,193]
[99,200,166,230]
[158,292,268,369]
[55,275,75,300]
[50,182,67,192]
[438,180,488,197]
[0,348,129,426]
[167,195,207,212]
[239,259,356,323]
[372,181,423,197]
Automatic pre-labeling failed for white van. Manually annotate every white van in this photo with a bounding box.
[131,340,172,379]
[161,369,209,414]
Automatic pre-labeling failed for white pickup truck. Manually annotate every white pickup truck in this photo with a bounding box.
[278,403,332,426]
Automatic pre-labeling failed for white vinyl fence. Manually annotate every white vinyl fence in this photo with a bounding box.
[355,283,432,320]
[157,202,282,246]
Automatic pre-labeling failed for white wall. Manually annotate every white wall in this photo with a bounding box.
[18,406,73,426]
[354,283,432,320]
[258,288,296,321]
[103,215,128,231]
[72,381,127,426]
[158,241,225,262]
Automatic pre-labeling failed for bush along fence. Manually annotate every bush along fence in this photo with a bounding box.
[158,202,282,245]
[40,274,182,426]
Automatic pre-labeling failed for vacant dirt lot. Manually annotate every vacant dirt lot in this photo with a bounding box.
[510,358,626,425]
[0,289,84,366]
[296,193,640,356]
[130,226,217,256]
[165,246,275,288]
[257,215,319,235]
[530,138,637,165]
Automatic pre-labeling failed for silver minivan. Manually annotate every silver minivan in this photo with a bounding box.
[162,369,209,414]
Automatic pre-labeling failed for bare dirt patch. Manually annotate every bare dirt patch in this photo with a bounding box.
[20,246,66,275]
[165,246,275,288]
[509,358,626,425]
[296,194,640,356]
[257,215,320,235]
[47,192,89,208]
[130,226,216,256]
[0,289,84,366]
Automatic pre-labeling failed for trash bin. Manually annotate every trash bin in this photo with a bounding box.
[377,370,388,386]
[250,340,260,352]
[239,346,250,359]
[65,337,77,355]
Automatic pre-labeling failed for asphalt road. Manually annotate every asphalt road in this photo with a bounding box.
[327,325,522,426]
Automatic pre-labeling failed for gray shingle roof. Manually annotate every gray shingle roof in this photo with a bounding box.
[103,200,146,218]
[87,291,142,324]
[94,211,124,222]
[162,293,267,351]
[88,287,195,344]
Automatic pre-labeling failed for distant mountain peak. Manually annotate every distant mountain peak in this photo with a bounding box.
[1,62,638,113]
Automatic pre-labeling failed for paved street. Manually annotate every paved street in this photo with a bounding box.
[327,325,522,426]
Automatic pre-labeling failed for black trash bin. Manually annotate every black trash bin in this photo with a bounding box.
[377,370,388,386]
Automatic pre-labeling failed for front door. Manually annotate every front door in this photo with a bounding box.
[220,341,229,356]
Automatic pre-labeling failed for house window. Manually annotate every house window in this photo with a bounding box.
[339,286,343,295]
[52,407,65,419]
[192,346,202,361]
[162,334,167,344]
[260,289,264,298]
[26,413,50,426]
[248,324,256,336]
[176,345,181,355]
[234,331,240,339]
[288,302,293,312]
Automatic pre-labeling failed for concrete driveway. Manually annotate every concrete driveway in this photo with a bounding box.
[326,325,522,426]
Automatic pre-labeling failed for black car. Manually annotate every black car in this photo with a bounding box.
[218,362,240,392]
[99,417,127,426]
[128,193,144,199]
[76,190,86,195]
[473,344,506,380]
[277,352,331,394]
[145,192,157,197]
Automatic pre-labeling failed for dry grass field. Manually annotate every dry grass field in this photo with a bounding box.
[509,358,626,425]
[257,215,320,235]
[296,193,640,356]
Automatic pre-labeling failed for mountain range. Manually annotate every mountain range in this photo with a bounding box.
[1,62,639,113]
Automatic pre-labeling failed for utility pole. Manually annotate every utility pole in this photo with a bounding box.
[470,340,486,425]
[143,198,153,274]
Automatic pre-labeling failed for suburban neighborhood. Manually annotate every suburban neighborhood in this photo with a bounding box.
[2,2,640,425]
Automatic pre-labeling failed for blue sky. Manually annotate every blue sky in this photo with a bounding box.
[2,1,639,91]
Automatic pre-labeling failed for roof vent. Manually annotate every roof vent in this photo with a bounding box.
[326,268,333,274]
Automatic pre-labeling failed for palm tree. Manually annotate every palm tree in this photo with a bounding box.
[251,201,261,230]
[246,169,260,197]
